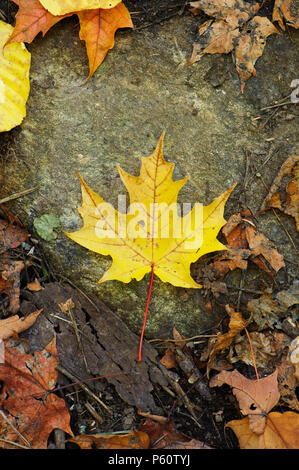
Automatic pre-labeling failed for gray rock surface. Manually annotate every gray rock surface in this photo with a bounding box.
[1,14,298,338]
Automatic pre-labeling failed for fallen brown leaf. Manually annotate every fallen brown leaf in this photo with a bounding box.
[210,369,280,434]
[160,347,177,369]
[195,209,285,293]
[260,151,299,230]
[0,309,42,340]
[26,278,43,291]
[206,305,247,375]
[244,224,284,273]
[226,411,299,449]
[0,218,29,253]
[235,16,279,93]
[247,282,298,330]
[189,0,279,90]
[272,0,299,30]
[68,430,150,449]
[277,353,299,411]
[138,418,190,449]
[0,336,72,448]
[0,259,26,313]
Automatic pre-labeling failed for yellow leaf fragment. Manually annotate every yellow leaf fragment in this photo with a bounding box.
[39,0,121,16]
[0,20,31,132]
[66,133,236,288]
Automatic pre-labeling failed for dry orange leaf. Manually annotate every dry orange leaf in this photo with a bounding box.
[26,278,43,291]
[0,336,72,448]
[0,259,26,313]
[6,0,71,45]
[66,133,236,288]
[0,309,42,340]
[210,369,280,434]
[138,417,190,449]
[189,0,279,91]
[7,0,133,79]
[226,412,299,449]
[195,209,285,294]
[78,3,134,81]
[260,151,299,230]
[234,16,279,93]
[272,0,299,30]
[138,414,212,448]
[277,353,299,411]
[206,305,247,375]
[0,217,29,252]
[160,347,177,369]
[68,430,150,449]
[190,0,260,21]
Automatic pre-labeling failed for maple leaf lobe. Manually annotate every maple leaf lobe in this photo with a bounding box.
[66,133,236,288]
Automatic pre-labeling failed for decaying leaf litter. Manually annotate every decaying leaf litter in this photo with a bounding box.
[0,0,298,450]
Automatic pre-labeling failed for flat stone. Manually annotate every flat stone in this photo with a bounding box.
[1,14,298,338]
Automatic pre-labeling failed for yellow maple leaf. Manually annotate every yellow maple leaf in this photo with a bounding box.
[39,0,121,16]
[0,20,30,132]
[66,133,235,288]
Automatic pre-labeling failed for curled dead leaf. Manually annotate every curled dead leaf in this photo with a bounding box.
[26,278,43,291]
[272,0,299,30]
[160,348,177,369]
[235,16,279,93]
[0,309,42,340]
[260,151,299,230]
[206,305,247,375]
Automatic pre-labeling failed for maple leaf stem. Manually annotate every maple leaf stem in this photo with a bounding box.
[244,327,259,381]
[138,264,155,362]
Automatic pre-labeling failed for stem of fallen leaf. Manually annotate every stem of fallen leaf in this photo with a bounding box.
[138,264,155,362]
[244,327,259,381]
[31,370,133,408]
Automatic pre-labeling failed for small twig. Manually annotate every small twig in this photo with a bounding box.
[84,401,104,425]
[0,410,31,448]
[226,284,264,295]
[60,301,91,374]
[166,373,202,429]
[245,327,260,381]
[55,364,112,414]
[0,438,30,449]
[260,107,280,128]
[149,334,216,348]
[0,187,38,205]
